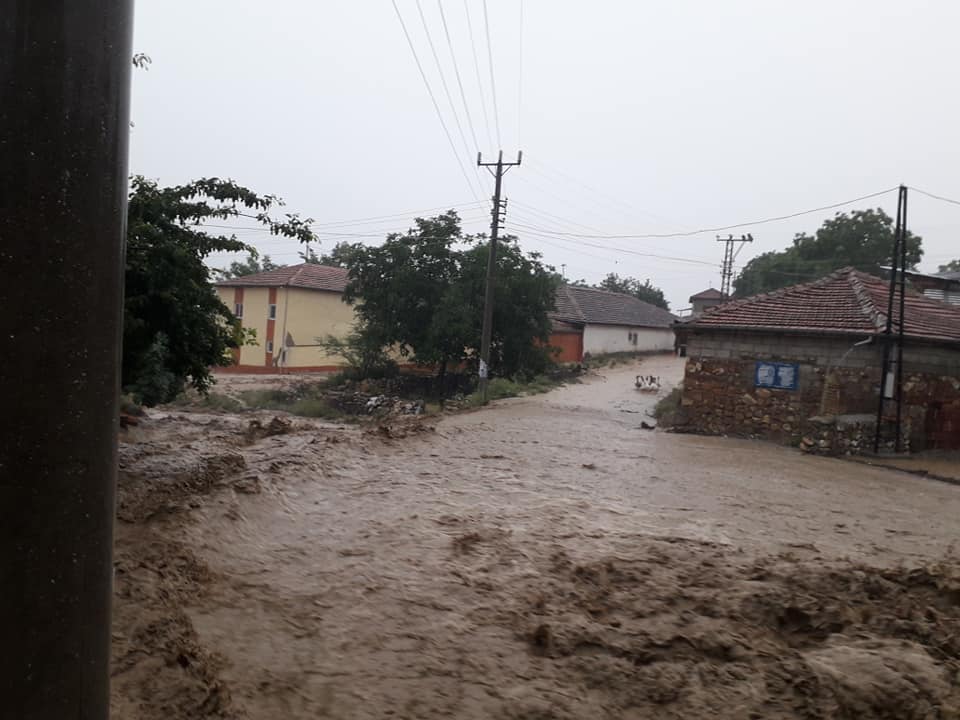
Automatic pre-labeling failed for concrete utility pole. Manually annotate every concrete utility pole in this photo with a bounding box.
[874,185,909,454]
[717,233,753,299]
[1,2,134,718]
[477,150,522,401]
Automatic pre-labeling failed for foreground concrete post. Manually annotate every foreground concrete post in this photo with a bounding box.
[0,2,134,717]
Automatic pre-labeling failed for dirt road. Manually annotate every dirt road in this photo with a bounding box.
[112,355,960,718]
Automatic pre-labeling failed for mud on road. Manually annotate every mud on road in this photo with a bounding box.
[112,356,960,719]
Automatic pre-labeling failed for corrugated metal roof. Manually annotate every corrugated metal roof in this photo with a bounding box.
[550,285,676,329]
[687,267,960,343]
[216,263,349,292]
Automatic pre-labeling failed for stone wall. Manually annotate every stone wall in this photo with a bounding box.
[680,329,960,453]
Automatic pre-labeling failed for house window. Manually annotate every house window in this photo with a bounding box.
[234,303,243,318]
[266,340,274,353]
[268,304,277,319]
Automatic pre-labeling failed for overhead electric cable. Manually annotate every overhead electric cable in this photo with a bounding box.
[436,0,481,153]
[481,0,502,148]
[506,187,900,239]
[390,0,480,199]
[463,0,494,151]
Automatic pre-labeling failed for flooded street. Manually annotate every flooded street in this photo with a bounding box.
[113,355,960,718]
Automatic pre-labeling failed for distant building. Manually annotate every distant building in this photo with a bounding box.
[689,287,725,316]
[548,285,676,362]
[216,263,353,371]
[902,269,960,306]
[679,267,960,453]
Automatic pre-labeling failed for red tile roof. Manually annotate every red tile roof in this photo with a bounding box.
[551,285,676,328]
[216,263,349,292]
[687,267,960,343]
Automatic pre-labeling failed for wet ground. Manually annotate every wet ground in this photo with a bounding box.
[112,355,960,719]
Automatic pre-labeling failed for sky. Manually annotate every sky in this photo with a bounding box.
[131,0,960,311]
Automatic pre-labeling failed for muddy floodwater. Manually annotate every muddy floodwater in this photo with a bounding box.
[111,355,960,719]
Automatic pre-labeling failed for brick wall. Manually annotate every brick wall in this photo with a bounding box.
[680,329,960,452]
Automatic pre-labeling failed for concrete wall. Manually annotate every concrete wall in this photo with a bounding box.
[691,298,722,316]
[680,329,960,452]
[216,286,357,369]
[583,324,674,355]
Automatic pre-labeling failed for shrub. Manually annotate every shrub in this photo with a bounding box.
[653,386,685,427]
[320,331,397,381]
[238,385,345,420]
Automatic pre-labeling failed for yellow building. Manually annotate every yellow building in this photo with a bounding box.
[215,263,355,372]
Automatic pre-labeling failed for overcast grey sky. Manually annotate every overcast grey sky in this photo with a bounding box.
[131,0,960,310]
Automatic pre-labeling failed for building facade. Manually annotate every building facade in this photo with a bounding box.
[548,284,675,362]
[216,264,353,371]
[679,268,960,453]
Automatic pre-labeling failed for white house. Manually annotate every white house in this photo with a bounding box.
[548,285,676,361]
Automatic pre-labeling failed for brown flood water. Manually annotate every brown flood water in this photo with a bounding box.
[112,355,960,719]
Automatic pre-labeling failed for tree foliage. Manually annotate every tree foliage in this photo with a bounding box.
[124,176,315,405]
[734,208,923,297]
[341,211,558,379]
[216,248,283,279]
[597,273,670,310]
[299,241,360,268]
[938,259,960,273]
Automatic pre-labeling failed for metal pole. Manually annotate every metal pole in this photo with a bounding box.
[0,2,134,718]
[873,186,904,453]
[477,150,521,401]
[894,187,909,452]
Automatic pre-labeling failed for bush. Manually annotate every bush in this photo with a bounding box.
[653,385,685,427]
[238,384,345,420]
[463,374,560,407]
[125,333,180,406]
[320,331,397,381]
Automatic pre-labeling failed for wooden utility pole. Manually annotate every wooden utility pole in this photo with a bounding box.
[717,233,753,299]
[477,150,522,401]
[1,2,133,718]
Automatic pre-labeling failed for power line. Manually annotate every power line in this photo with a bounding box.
[517,0,524,148]
[481,0,502,149]
[507,186,900,239]
[390,0,480,200]
[910,186,960,207]
[508,199,609,234]
[463,0,494,151]
[505,220,718,266]
[527,158,683,228]
[413,0,479,189]
[309,200,485,228]
[436,0,480,154]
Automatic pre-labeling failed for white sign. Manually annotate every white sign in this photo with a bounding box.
[478,360,488,379]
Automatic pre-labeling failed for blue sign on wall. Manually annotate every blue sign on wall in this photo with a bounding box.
[755,361,799,391]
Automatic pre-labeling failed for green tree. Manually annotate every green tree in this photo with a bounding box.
[124,176,315,405]
[217,248,283,279]
[299,241,362,268]
[597,273,670,310]
[938,259,960,273]
[734,208,923,297]
[342,211,557,379]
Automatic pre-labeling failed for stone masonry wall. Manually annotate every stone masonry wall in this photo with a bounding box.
[681,330,960,452]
